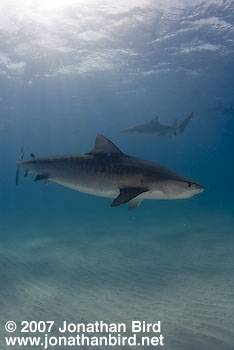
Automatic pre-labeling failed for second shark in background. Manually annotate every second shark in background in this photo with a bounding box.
[208,103,234,116]
[122,112,194,136]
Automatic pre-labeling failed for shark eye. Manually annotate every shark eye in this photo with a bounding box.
[188,183,192,188]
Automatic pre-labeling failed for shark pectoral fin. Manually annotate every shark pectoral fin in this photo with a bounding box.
[34,174,49,181]
[111,187,147,207]
[128,197,143,210]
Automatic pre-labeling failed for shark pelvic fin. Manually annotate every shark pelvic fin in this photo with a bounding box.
[87,134,123,155]
[111,187,147,207]
[31,153,36,158]
[34,174,49,181]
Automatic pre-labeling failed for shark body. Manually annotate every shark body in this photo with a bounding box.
[208,103,234,116]
[16,134,204,210]
[122,112,194,136]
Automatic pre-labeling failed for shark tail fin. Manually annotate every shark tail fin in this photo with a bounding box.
[179,112,194,134]
[16,146,24,185]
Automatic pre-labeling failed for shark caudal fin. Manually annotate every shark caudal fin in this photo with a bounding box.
[179,112,194,134]
[16,146,24,185]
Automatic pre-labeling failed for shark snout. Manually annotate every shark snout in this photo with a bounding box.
[191,182,204,193]
[199,184,204,192]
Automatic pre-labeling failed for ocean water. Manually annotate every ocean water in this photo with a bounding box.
[0,1,234,349]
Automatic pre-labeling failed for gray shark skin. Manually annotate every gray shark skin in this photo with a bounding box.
[122,112,194,136]
[16,134,204,210]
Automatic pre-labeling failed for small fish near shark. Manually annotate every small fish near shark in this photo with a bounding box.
[16,134,204,210]
[122,112,194,136]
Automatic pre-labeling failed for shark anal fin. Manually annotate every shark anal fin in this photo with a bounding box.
[128,197,143,210]
[34,174,49,181]
[111,187,147,207]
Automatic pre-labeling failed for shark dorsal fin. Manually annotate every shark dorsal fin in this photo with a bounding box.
[150,116,160,124]
[87,134,123,155]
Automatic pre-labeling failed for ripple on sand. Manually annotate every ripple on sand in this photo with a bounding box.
[0,217,234,349]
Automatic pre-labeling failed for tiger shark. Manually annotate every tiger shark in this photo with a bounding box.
[122,112,194,136]
[16,134,204,210]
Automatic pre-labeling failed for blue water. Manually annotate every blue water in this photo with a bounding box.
[0,1,234,349]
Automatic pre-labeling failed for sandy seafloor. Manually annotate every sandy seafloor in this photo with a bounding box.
[1,212,234,350]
